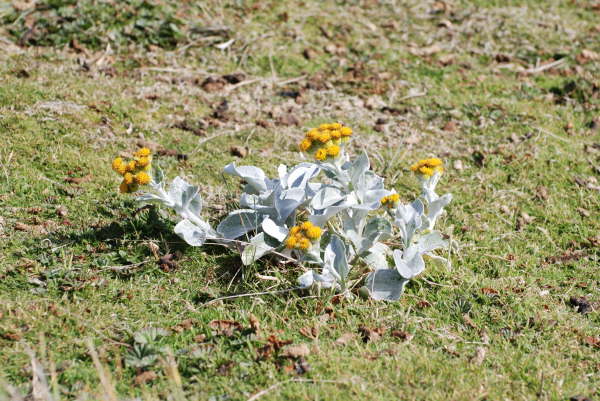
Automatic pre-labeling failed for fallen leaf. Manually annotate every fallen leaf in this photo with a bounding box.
[134,371,157,386]
[222,73,245,84]
[569,297,592,314]
[200,76,226,92]
[249,313,260,333]
[281,344,310,359]
[535,186,549,201]
[230,145,249,158]
[302,48,317,60]
[470,346,487,365]
[443,120,457,132]
[158,253,179,272]
[583,336,599,348]
[194,334,207,343]
[481,288,499,296]
[64,174,92,185]
[277,113,299,126]
[358,326,385,343]
[299,326,318,339]
[390,330,414,341]
[209,320,243,337]
[410,43,442,57]
[217,360,235,375]
[334,332,355,346]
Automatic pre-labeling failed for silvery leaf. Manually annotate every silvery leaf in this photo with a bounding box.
[298,270,315,289]
[151,165,164,186]
[421,171,442,203]
[324,235,349,284]
[241,233,275,265]
[174,219,208,246]
[393,248,425,279]
[311,186,346,210]
[223,163,268,194]
[285,163,320,190]
[358,217,392,255]
[261,217,288,242]
[297,270,337,289]
[217,209,258,239]
[309,199,353,227]
[363,242,390,270]
[364,269,408,301]
[416,231,447,254]
[274,187,305,221]
[426,193,452,229]
[349,151,370,188]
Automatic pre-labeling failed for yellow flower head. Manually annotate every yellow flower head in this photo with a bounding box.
[381,193,400,208]
[299,139,312,152]
[112,157,127,175]
[306,129,320,140]
[326,145,340,157]
[300,221,313,231]
[136,156,151,168]
[299,123,353,161]
[123,172,135,185]
[285,236,298,249]
[318,131,331,143]
[126,160,137,172]
[306,226,322,240]
[315,148,328,161]
[135,172,151,185]
[410,158,444,177]
[298,238,312,250]
[290,226,301,235]
[135,147,151,158]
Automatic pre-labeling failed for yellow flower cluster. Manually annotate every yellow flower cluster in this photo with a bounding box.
[112,148,152,193]
[380,193,400,208]
[284,221,322,251]
[298,122,353,161]
[410,158,444,177]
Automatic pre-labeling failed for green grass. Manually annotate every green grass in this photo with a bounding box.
[0,0,599,400]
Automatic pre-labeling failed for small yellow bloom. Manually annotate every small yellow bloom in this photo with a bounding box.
[123,172,134,185]
[318,131,331,143]
[318,123,330,130]
[299,139,312,152]
[381,193,400,208]
[326,145,340,157]
[135,147,151,158]
[300,221,313,231]
[112,157,123,171]
[135,172,151,185]
[285,236,298,249]
[411,158,444,177]
[306,129,320,140]
[306,226,322,239]
[315,148,328,161]
[290,226,301,235]
[298,238,312,250]
[340,127,352,137]
[330,130,342,139]
[137,156,150,168]
[126,160,137,172]
[331,123,342,130]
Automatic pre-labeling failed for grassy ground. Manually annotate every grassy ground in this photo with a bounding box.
[1,0,599,400]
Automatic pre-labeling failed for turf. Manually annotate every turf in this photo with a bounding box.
[0,0,599,400]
